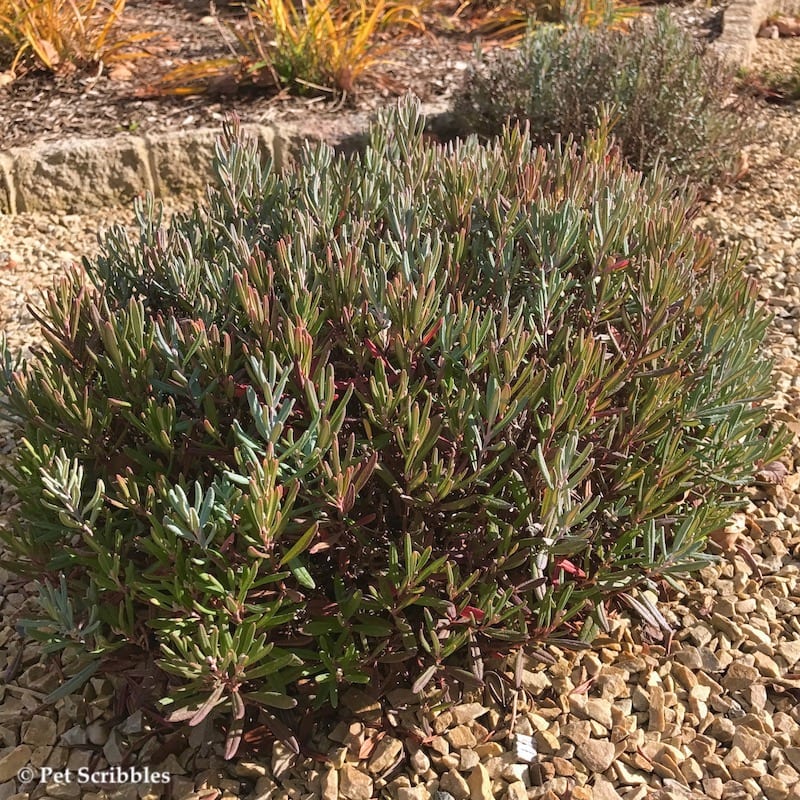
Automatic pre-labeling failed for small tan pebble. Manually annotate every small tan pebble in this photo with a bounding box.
[501,763,529,784]
[521,670,551,695]
[561,720,591,747]
[396,786,430,800]
[460,737,496,759]
[576,739,616,773]
[592,775,624,800]
[586,698,614,729]
[410,749,430,774]
[320,767,338,800]
[466,763,493,800]
[428,736,449,756]
[439,767,470,800]
[338,764,373,800]
[732,727,767,761]
[0,745,32,783]
[436,753,459,771]
[703,777,725,799]
[720,779,749,800]
[367,736,403,774]
[613,760,649,786]
[459,748,480,771]
[761,774,790,800]
[450,703,488,725]
[534,729,561,753]
[433,712,453,734]
[328,746,347,769]
[530,761,556,786]
[648,686,666,732]
[21,716,57,748]
[505,781,528,800]
[680,757,704,784]
[341,688,381,723]
[445,726,476,749]
[270,741,296,780]
[721,662,760,691]
[552,756,575,777]
[778,638,800,666]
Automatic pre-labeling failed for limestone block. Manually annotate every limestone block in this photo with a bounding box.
[10,136,152,213]
[146,124,278,198]
[0,152,14,214]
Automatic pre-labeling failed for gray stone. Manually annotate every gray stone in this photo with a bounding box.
[102,729,126,766]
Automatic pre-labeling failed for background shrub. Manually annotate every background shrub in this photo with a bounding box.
[452,10,751,187]
[0,99,784,752]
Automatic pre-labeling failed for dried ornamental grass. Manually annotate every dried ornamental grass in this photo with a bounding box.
[0,0,156,74]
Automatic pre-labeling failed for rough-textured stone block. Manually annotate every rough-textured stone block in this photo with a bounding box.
[714,0,790,66]
[0,153,14,214]
[10,136,152,213]
[146,125,278,199]
[146,128,221,199]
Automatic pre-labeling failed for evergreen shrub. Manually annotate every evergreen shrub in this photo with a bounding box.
[453,11,751,187]
[0,98,784,752]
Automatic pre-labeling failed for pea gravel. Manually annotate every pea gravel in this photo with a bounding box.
[1,41,800,800]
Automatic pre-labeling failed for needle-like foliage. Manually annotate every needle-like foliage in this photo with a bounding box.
[0,98,785,754]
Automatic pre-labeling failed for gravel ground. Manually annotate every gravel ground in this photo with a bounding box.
[1,37,800,800]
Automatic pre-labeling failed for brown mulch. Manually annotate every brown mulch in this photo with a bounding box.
[0,0,491,150]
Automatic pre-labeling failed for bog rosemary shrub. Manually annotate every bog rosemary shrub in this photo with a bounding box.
[453,11,750,187]
[0,99,784,752]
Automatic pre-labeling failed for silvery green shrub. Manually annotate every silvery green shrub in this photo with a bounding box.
[454,11,751,187]
[0,98,784,754]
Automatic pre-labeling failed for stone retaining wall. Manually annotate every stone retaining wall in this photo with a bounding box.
[0,125,280,214]
[0,0,791,215]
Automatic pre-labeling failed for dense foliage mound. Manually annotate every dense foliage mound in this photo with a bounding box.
[0,99,784,752]
[453,11,750,187]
